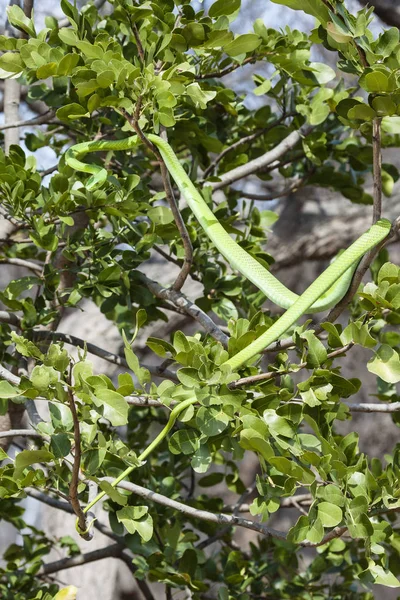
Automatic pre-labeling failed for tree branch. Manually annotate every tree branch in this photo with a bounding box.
[0,257,43,273]
[208,128,311,191]
[230,343,354,388]
[122,104,193,291]
[0,111,54,132]
[234,177,308,202]
[196,56,258,80]
[35,543,127,576]
[159,128,193,291]
[223,493,312,513]
[66,367,91,540]
[140,274,229,346]
[0,428,44,439]
[103,477,349,548]
[25,487,122,543]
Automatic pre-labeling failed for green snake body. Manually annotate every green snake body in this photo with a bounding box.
[66,133,390,531]
[66,134,390,369]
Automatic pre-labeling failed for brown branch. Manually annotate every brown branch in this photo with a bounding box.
[122,104,193,291]
[208,128,311,191]
[230,343,354,389]
[25,488,122,542]
[35,543,126,576]
[196,56,258,80]
[66,367,91,540]
[159,129,193,291]
[131,20,145,62]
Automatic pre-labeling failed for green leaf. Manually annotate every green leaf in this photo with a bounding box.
[300,331,327,367]
[58,28,79,46]
[177,367,200,388]
[56,103,90,122]
[263,410,295,438]
[0,381,22,399]
[92,389,129,426]
[0,52,24,74]
[317,502,343,527]
[30,365,59,392]
[169,430,200,455]
[148,206,174,225]
[123,345,150,387]
[209,0,240,17]
[270,0,329,25]
[253,78,272,96]
[54,586,78,600]
[375,28,399,57]
[364,71,389,93]
[287,515,309,543]
[196,406,230,437]
[50,433,71,459]
[116,506,153,541]
[6,5,36,37]
[367,345,400,383]
[306,517,324,543]
[224,34,261,57]
[186,83,217,109]
[15,450,54,471]
[359,563,400,588]
[347,103,376,121]
[99,481,128,506]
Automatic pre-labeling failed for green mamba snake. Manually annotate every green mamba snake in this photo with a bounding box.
[65,134,390,531]
[66,133,390,370]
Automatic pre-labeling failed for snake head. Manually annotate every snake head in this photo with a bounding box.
[87,168,108,191]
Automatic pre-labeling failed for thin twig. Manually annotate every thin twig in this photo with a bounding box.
[208,127,311,191]
[0,111,54,131]
[34,543,127,576]
[196,56,258,80]
[159,128,193,291]
[122,104,193,290]
[140,273,229,347]
[67,366,91,540]
[230,343,354,388]
[235,178,307,201]
[223,493,313,513]
[0,257,43,273]
[103,477,349,548]
[25,488,121,543]
[0,429,44,440]
[131,20,145,62]
[29,330,179,382]
[203,112,298,180]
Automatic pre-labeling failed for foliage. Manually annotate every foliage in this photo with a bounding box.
[0,0,400,598]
